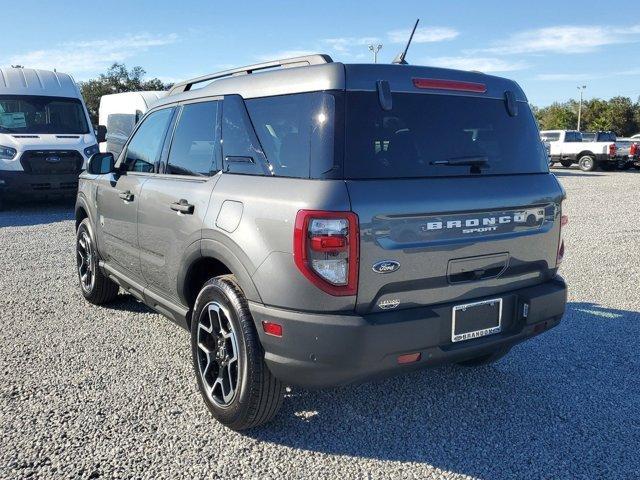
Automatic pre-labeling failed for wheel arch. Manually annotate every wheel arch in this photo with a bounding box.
[74,195,94,231]
[577,150,595,160]
[179,239,262,324]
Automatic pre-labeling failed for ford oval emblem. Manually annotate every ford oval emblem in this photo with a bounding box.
[372,260,400,274]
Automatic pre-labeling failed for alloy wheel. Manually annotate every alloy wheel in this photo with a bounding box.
[77,230,95,293]
[196,302,240,407]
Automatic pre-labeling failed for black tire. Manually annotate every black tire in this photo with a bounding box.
[578,155,597,172]
[191,275,284,430]
[456,347,511,367]
[76,218,119,304]
[560,160,573,168]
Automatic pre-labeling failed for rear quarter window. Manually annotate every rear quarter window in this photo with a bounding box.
[344,92,548,179]
[245,92,338,178]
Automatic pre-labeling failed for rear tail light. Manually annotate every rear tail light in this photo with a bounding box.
[294,210,359,296]
[609,143,617,156]
[557,212,568,266]
[631,143,638,156]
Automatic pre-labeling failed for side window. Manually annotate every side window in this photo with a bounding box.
[123,108,174,172]
[221,95,268,175]
[166,101,219,176]
[540,132,559,142]
[245,92,336,178]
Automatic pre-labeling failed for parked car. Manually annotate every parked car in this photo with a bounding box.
[75,54,568,430]
[630,134,640,140]
[98,91,166,157]
[0,67,97,206]
[543,140,552,166]
[616,138,640,170]
[541,129,618,171]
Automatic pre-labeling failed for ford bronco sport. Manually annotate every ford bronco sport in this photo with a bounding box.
[75,54,568,430]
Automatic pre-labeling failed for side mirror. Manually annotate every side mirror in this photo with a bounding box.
[87,152,115,175]
[96,125,107,143]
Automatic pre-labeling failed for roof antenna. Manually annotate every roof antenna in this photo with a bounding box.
[392,18,420,65]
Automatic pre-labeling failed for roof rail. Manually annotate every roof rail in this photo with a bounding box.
[167,54,333,96]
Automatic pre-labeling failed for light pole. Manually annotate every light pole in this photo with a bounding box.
[368,44,382,63]
[577,85,586,131]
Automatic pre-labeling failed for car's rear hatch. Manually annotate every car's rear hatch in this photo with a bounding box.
[342,65,564,314]
[348,176,562,314]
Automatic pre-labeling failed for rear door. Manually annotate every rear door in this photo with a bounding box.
[342,90,563,314]
[560,131,580,158]
[96,107,174,281]
[138,100,221,304]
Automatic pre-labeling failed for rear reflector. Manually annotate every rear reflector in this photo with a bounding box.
[533,322,547,334]
[412,78,487,93]
[557,239,565,265]
[262,321,283,337]
[397,352,421,364]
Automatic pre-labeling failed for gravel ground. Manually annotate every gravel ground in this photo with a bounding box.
[1,169,639,479]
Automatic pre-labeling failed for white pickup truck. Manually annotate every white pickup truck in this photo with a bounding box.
[541,130,618,171]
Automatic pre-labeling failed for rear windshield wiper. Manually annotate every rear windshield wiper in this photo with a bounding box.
[431,156,489,167]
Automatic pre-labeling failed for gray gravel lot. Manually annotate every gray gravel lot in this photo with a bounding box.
[1,169,639,479]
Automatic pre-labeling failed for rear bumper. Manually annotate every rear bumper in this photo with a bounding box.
[595,154,616,163]
[250,277,567,388]
[0,170,79,197]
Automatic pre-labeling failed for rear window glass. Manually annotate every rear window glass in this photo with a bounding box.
[344,92,548,179]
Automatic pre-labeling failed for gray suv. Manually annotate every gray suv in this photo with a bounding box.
[75,55,568,430]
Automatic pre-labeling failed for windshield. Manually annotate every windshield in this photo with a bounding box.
[344,92,548,178]
[0,95,89,134]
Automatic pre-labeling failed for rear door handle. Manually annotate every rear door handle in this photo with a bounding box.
[170,199,194,215]
[118,191,134,202]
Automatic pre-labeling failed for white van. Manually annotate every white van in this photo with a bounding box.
[98,91,166,156]
[0,67,97,201]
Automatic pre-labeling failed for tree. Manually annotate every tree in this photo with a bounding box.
[533,96,640,137]
[79,63,170,125]
[603,97,637,136]
[535,102,578,130]
[580,98,610,132]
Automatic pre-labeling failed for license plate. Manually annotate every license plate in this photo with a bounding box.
[452,298,502,343]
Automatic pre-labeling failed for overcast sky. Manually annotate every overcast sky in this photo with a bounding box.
[2,0,638,106]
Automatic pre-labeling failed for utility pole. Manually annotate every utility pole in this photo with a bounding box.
[577,85,587,131]
[368,44,382,63]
